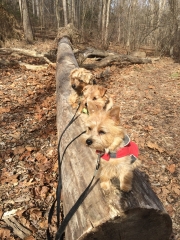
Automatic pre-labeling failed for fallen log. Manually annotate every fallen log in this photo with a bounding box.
[55,37,172,240]
[0,47,53,65]
[76,47,152,69]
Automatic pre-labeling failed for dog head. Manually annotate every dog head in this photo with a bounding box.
[82,85,113,114]
[69,68,95,95]
[83,107,125,152]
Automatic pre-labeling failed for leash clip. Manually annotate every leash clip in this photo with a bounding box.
[96,153,103,170]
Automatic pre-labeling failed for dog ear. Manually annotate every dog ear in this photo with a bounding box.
[97,86,107,97]
[108,106,120,123]
[69,68,78,79]
[82,85,92,97]
[83,85,90,92]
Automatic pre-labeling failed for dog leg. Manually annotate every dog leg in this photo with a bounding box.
[105,97,114,111]
[119,170,133,192]
[100,175,111,191]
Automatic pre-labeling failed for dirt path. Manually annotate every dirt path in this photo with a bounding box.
[0,41,179,239]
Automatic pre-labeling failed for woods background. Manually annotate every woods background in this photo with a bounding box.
[0,0,180,59]
[0,0,180,240]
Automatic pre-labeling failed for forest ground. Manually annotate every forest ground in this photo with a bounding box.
[0,39,179,240]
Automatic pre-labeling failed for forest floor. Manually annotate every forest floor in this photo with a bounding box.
[0,39,179,240]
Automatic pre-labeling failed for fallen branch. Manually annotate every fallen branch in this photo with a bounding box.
[76,47,152,69]
[0,47,54,65]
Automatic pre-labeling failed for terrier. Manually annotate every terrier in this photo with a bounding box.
[68,68,95,109]
[80,85,113,114]
[83,106,140,192]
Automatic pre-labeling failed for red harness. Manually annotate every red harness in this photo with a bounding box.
[96,141,139,162]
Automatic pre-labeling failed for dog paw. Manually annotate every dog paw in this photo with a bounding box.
[120,184,132,192]
[100,181,110,191]
[113,187,121,195]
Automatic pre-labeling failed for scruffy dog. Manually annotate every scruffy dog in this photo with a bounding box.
[83,106,140,192]
[68,68,95,109]
[80,85,113,114]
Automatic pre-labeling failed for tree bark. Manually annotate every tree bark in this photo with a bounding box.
[18,0,22,19]
[55,0,60,29]
[104,0,111,47]
[101,0,107,43]
[21,0,34,43]
[62,0,68,26]
[56,36,172,240]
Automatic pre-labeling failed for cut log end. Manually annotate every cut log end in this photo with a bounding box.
[79,209,171,240]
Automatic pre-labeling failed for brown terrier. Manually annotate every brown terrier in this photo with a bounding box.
[83,107,140,192]
[80,85,113,114]
[68,68,95,109]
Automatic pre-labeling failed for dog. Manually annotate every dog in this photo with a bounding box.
[83,106,140,192]
[68,68,95,109]
[80,85,113,114]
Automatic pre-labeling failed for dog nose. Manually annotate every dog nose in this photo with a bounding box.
[72,84,76,89]
[86,139,93,146]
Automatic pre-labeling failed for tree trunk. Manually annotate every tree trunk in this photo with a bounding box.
[101,0,107,43]
[168,0,179,58]
[18,0,22,19]
[40,0,44,30]
[21,0,34,43]
[62,0,68,26]
[98,0,103,31]
[104,0,111,47]
[56,36,172,240]
[32,0,35,16]
[71,0,76,26]
[35,0,40,18]
[55,0,60,29]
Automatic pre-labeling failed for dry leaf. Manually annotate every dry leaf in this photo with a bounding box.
[35,152,51,171]
[24,236,35,240]
[161,187,170,197]
[14,146,25,155]
[39,219,48,229]
[172,186,180,195]
[166,164,176,174]
[40,186,49,198]
[146,141,164,153]
[0,107,10,114]
[165,204,174,217]
[0,209,3,219]
[10,132,21,140]
[29,208,42,221]
[0,228,11,239]
[25,146,36,152]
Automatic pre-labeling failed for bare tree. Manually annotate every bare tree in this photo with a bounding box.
[55,0,60,29]
[168,0,180,58]
[62,0,68,26]
[104,0,111,47]
[21,0,34,43]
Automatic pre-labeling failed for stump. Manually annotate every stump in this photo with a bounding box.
[56,37,172,240]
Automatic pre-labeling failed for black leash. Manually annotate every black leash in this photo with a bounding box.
[47,104,82,239]
[55,153,101,240]
[47,102,101,239]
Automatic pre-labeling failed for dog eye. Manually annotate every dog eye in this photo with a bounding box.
[99,130,106,135]
[93,97,97,100]
[88,127,92,131]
